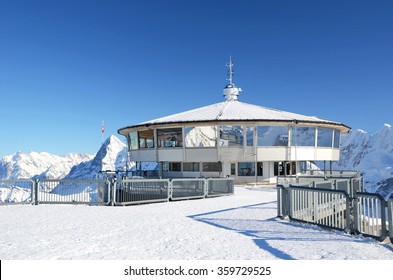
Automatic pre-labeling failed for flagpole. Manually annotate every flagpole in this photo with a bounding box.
[101,121,105,144]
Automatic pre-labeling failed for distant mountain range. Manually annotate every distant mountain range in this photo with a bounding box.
[0,135,128,180]
[1,125,392,198]
[335,124,393,199]
[0,151,94,180]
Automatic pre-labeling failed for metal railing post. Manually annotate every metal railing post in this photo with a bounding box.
[380,199,387,241]
[105,178,111,205]
[353,195,360,234]
[277,185,284,217]
[344,194,351,234]
[34,179,39,205]
[204,178,208,198]
[29,179,34,205]
[349,178,354,198]
[110,177,116,206]
[168,179,173,201]
[388,196,393,243]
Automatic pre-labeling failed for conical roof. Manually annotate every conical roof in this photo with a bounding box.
[118,100,350,134]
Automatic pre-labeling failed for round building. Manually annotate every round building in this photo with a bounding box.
[118,59,350,184]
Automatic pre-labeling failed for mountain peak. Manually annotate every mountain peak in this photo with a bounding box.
[65,135,128,179]
[104,134,122,144]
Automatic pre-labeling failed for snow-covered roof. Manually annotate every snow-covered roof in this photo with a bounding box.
[119,100,350,133]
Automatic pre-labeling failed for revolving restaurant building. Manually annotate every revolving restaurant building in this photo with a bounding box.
[118,61,350,184]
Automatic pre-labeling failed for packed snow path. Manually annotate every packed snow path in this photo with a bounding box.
[0,187,392,260]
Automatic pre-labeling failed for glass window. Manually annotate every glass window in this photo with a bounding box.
[317,128,333,147]
[274,161,296,176]
[257,162,263,176]
[183,162,200,172]
[219,125,243,147]
[169,162,181,171]
[128,131,138,150]
[246,127,254,146]
[257,126,288,146]
[238,162,255,176]
[333,129,340,148]
[138,130,154,149]
[185,126,217,147]
[292,126,315,146]
[230,163,236,175]
[157,128,183,148]
[202,162,222,172]
[274,162,283,176]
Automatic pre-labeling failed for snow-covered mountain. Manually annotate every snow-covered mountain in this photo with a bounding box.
[335,124,393,199]
[0,151,94,180]
[65,135,128,179]
[0,135,151,183]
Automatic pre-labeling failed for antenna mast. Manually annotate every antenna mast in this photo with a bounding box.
[223,57,242,101]
[226,56,234,85]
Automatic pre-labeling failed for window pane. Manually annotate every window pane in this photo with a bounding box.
[274,161,295,176]
[231,163,236,175]
[246,127,254,146]
[238,162,255,176]
[257,126,288,146]
[219,125,243,147]
[157,128,183,147]
[139,138,145,149]
[169,162,181,171]
[292,127,315,146]
[202,162,222,172]
[333,130,340,148]
[257,162,263,176]
[128,131,138,150]
[138,130,154,149]
[183,162,200,172]
[317,128,333,147]
[185,126,217,147]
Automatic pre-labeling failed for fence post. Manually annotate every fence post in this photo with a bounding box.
[168,179,173,201]
[349,178,354,199]
[34,179,39,205]
[277,185,288,218]
[105,178,111,205]
[344,193,351,234]
[110,177,116,206]
[204,178,208,198]
[277,186,283,217]
[29,180,34,205]
[353,196,360,234]
[388,197,393,243]
[380,199,387,241]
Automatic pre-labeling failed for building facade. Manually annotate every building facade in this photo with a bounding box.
[118,60,350,183]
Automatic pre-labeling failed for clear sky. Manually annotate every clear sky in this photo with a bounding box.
[0,0,392,158]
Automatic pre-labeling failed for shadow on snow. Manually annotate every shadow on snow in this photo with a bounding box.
[187,201,386,260]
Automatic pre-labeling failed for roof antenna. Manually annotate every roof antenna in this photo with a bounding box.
[223,56,242,101]
[226,56,234,85]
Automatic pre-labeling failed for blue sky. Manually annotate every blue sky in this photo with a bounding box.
[0,0,392,157]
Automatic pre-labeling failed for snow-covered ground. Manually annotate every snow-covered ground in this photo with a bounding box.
[0,186,392,260]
